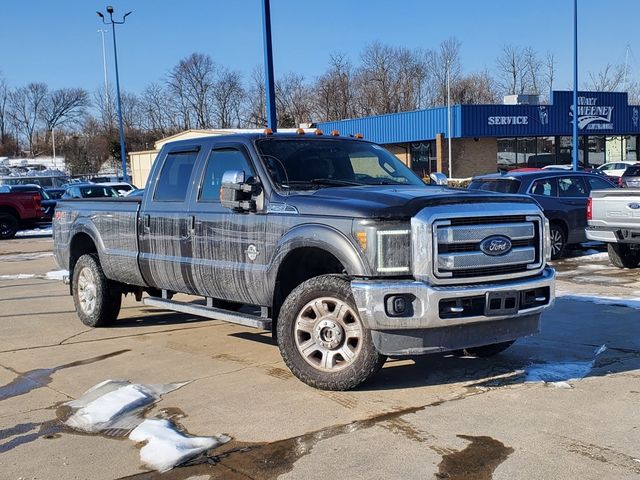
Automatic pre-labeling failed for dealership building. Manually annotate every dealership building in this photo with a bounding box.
[317,90,640,178]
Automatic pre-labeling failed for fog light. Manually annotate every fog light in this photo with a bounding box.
[385,294,414,317]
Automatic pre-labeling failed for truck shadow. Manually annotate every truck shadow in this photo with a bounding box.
[363,297,640,391]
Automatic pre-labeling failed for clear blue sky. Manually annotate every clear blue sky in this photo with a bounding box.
[1,0,639,94]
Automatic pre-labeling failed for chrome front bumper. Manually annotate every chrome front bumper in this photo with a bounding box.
[351,267,555,331]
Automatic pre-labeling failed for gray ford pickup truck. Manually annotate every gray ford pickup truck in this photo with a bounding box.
[53,132,555,390]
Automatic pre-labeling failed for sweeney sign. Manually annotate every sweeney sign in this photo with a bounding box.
[571,96,614,130]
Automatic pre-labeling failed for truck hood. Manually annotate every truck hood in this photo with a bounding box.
[277,185,537,218]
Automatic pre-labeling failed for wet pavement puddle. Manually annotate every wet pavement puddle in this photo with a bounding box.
[435,435,514,480]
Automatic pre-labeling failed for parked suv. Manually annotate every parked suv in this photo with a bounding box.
[469,171,617,259]
[620,165,640,188]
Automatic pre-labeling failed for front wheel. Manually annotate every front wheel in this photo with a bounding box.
[72,254,122,327]
[462,341,515,357]
[277,275,386,390]
[607,243,640,268]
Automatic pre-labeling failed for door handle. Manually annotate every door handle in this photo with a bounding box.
[189,215,195,232]
[143,214,150,229]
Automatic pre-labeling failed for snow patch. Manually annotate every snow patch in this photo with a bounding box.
[130,419,230,472]
[525,345,607,385]
[65,380,228,472]
[45,269,68,280]
[563,252,609,263]
[0,269,68,281]
[0,252,53,262]
[15,227,52,237]
[558,294,640,310]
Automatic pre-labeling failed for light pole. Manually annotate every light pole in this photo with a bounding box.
[572,0,579,171]
[97,6,131,182]
[446,60,453,178]
[98,29,109,104]
[261,0,277,131]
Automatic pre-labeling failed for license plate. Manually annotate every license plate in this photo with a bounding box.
[485,290,519,316]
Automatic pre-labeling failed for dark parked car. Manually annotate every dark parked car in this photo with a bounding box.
[620,165,640,188]
[45,188,66,200]
[61,183,120,199]
[469,171,617,259]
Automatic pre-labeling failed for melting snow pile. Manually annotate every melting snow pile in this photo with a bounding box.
[65,380,230,471]
[15,226,52,237]
[130,419,230,472]
[0,269,68,281]
[558,294,640,310]
[525,345,607,388]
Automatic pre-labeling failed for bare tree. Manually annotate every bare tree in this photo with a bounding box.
[523,47,543,94]
[427,38,461,106]
[544,52,555,100]
[9,82,48,155]
[586,63,626,91]
[356,42,398,115]
[496,45,525,95]
[314,52,357,121]
[453,70,499,104]
[167,53,216,129]
[275,73,313,128]
[211,68,245,128]
[40,87,89,144]
[0,74,9,146]
[140,82,176,136]
[244,67,266,128]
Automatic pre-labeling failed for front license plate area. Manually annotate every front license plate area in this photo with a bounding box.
[485,290,519,316]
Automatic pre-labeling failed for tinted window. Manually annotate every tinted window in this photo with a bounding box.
[154,151,198,202]
[199,148,254,202]
[623,166,640,176]
[586,176,614,191]
[530,178,557,197]
[79,186,119,198]
[558,176,587,197]
[468,179,521,193]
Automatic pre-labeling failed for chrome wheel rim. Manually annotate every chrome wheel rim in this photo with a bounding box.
[294,297,363,372]
[77,267,97,315]
[550,229,564,257]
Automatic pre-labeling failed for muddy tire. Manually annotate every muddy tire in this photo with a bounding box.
[549,223,566,260]
[462,341,515,357]
[72,254,122,327]
[277,275,386,391]
[607,243,640,268]
[0,213,18,240]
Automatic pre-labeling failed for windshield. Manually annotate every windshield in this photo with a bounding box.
[256,138,425,190]
[468,178,521,194]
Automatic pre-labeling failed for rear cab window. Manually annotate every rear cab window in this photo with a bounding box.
[623,166,640,176]
[154,150,199,202]
[468,179,521,193]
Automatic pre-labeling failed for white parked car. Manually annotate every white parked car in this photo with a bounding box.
[596,161,639,177]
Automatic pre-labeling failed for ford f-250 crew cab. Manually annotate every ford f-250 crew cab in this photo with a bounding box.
[586,188,640,268]
[53,132,555,390]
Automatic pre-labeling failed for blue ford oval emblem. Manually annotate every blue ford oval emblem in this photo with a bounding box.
[480,235,512,256]
[628,202,640,210]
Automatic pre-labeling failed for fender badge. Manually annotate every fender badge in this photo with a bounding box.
[246,244,259,261]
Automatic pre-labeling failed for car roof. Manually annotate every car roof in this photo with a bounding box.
[162,132,375,149]
[472,170,606,181]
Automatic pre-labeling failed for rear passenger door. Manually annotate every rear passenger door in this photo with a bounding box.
[139,145,201,293]
[556,175,589,243]
[187,143,269,305]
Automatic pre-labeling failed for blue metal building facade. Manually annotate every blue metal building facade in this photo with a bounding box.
[317,91,640,143]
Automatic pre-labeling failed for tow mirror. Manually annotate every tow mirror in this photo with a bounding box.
[429,172,448,186]
[220,170,255,211]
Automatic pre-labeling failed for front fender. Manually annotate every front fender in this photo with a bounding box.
[269,223,370,278]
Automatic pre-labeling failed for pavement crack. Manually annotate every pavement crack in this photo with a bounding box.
[57,329,93,345]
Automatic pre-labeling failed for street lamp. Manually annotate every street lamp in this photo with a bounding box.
[97,6,132,182]
[446,60,453,178]
[572,0,578,171]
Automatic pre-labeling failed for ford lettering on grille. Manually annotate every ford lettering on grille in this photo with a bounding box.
[479,235,512,256]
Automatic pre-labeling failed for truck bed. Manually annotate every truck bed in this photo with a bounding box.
[589,188,640,231]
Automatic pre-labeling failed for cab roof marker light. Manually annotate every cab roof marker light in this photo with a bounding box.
[354,133,364,139]
[314,129,323,135]
[263,128,273,135]
[296,128,305,135]
[330,130,340,136]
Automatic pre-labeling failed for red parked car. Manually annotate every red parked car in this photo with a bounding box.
[0,189,45,239]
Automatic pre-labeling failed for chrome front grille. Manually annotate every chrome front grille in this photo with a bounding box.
[433,216,542,283]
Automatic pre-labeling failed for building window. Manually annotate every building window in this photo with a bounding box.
[497,138,517,170]
[625,136,637,161]
[517,138,537,166]
[588,136,606,166]
[410,142,436,176]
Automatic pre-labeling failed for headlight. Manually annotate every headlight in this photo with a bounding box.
[353,220,411,274]
[544,217,551,262]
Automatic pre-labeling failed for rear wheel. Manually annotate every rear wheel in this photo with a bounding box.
[462,341,515,357]
[277,275,386,390]
[0,213,18,239]
[549,224,566,260]
[72,254,122,327]
[607,243,640,268]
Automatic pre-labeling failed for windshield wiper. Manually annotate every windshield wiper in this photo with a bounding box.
[283,178,364,188]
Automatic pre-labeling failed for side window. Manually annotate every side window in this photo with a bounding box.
[586,176,614,192]
[558,176,588,198]
[530,178,557,197]
[600,164,611,171]
[154,150,198,202]
[199,148,254,202]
